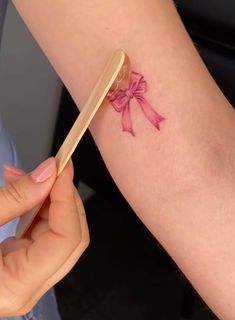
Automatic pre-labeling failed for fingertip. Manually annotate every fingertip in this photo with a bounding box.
[30,157,57,183]
[3,171,18,184]
[50,160,75,203]
[68,158,74,180]
[3,164,25,176]
[59,158,74,180]
[3,165,25,184]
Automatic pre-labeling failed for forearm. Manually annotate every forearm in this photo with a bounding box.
[12,0,235,318]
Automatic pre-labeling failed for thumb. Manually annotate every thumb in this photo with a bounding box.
[0,157,57,226]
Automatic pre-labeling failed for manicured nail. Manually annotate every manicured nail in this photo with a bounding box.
[3,164,24,176]
[30,157,56,183]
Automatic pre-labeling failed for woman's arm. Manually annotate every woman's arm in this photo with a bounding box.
[12,1,235,318]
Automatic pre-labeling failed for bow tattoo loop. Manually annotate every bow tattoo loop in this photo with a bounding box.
[107,71,165,136]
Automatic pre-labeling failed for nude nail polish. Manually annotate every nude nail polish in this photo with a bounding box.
[30,157,56,183]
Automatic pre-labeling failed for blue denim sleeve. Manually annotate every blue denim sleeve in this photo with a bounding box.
[0,117,20,241]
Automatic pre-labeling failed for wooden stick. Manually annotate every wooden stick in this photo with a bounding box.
[16,49,129,238]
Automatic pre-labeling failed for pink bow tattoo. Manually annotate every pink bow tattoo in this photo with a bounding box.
[107,71,165,136]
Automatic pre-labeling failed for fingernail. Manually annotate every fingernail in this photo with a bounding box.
[30,157,56,183]
[3,164,24,176]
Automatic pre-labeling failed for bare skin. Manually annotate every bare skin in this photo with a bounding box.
[8,0,235,318]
